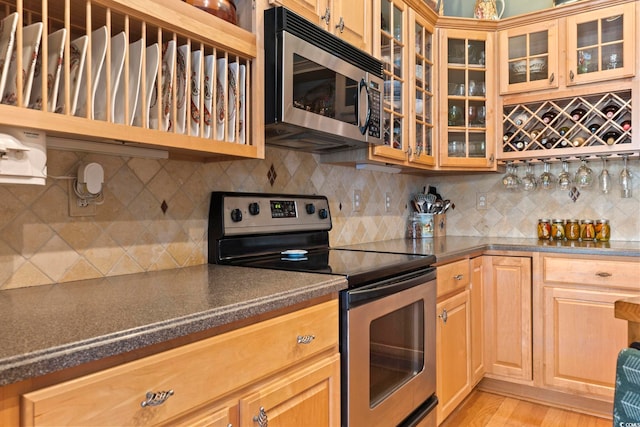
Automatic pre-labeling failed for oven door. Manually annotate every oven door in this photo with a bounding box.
[342,268,437,427]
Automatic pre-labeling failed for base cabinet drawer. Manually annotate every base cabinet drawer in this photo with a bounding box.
[21,300,338,427]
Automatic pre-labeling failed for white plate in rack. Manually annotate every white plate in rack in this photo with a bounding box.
[114,38,143,125]
[0,13,18,101]
[133,42,158,128]
[150,40,175,131]
[30,28,66,111]
[55,34,87,115]
[2,21,43,106]
[228,61,238,142]
[75,26,108,118]
[238,63,246,144]
[203,54,214,138]
[190,50,201,136]
[95,31,126,121]
[215,57,226,140]
[174,44,189,134]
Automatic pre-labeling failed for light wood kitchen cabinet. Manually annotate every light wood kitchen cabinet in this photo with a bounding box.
[436,289,470,425]
[0,0,262,160]
[537,254,640,401]
[270,0,372,53]
[438,28,496,170]
[469,256,485,386]
[20,300,340,427]
[483,255,532,383]
[498,20,559,94]
[565,2,636,86]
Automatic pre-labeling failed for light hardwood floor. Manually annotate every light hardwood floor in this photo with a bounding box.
[440,390,611,427]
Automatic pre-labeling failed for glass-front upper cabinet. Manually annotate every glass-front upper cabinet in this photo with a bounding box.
[408,11,435,167]
[565,3,636,86]
[439,29,496,169]
[372,0,408,163]
[498,21,558,94]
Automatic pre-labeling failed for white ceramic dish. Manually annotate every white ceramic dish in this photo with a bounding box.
[55,35,87,115]
[238,63,246,144]
[30,28,66,111]
[133,42,158,128]
[150,40,175,131]
[281,249,308,258]
[114,38,143,125]
[75,26,107,118]
[190,50,201,136]
[2,21,43,106]
[227,61,238,142]
[174,44,188,134]
[202,54,214,138]
[0,13,18,101]
[95,31,126,121]
[215,57,226,140]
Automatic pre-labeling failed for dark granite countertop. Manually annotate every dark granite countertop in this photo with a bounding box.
[337,236,640,264]
[0,264,346,387]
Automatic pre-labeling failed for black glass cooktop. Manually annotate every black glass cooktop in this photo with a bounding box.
[230,249,435,288]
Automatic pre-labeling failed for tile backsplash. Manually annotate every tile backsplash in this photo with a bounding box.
[0,148,638,290]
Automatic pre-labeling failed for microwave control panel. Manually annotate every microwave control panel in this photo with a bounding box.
[368,81,381,139]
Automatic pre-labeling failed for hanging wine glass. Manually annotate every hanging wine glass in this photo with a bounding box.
[620,154,633,198]
[522,161,537,192]
[574,157,593,188]
[538,159,556,190]
[557,158,572,191]
[597,155,612,194]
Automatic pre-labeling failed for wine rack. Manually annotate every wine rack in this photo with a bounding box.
[500,89,634,160]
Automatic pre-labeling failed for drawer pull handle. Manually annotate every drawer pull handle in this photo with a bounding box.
[454,274,464,280]
[140,389,174,407]
[438,309,448,324]
[596,272,612,278]
[253,406,268,427]
[297,334,316,344]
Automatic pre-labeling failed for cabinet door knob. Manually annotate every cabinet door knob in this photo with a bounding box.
[595,271,612,278]
[296,334,316,344]
[438,308,448,324]
[336,17,345,33]
[321,8,330,24]
[454,274,464,280]
[569,70,575,81]
[253,406,268,427]
[549,72,555,84]
[140,389,174,407]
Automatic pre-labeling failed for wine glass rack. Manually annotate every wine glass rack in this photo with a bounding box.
[500,89,634,161]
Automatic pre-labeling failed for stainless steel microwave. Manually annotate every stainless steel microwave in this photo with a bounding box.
[264,7,384,153]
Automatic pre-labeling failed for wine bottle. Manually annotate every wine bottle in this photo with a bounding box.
[571,136,586,147]
[558,126,570,137]
[587,122,601,134]
[541,110,557,124]
[621,120,632,131]
[603,131,620,145]
[514,112,529,126]
[570,107,587,122]
[514,140,526,151]
[544,137,558,149]
[559,139,570,148]
[530,129,544,140]
[602,104,619,119]
[502,132,514,142]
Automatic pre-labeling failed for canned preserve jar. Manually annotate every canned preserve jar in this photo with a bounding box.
[595,219,610,242]
[580,219,596,241]
[551,219,565,240]
[565,219,580,241]
[537,219,551,240]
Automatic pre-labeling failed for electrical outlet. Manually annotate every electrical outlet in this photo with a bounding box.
[385,192,392,212]
[476,192,488,210]
[68,181,96,217]
[353,190,362,212]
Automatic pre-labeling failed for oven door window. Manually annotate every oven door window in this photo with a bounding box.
[370,301,424,407]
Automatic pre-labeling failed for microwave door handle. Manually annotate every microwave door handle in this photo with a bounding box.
[356,78,371,135]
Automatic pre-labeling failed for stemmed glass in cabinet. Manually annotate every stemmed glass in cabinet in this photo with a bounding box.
[620,154,633,198]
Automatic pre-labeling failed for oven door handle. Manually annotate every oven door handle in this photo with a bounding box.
[346,268,436,308]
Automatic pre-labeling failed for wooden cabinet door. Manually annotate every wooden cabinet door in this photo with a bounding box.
[239,354,340,427]
[161,402,238,427]
[271,0,330,26]
[469,256,485,386]
[438,28,496,170]
[542,286,637,399]
[484,256,532,382]
[498,20,559,94]
[565,2,636,86]
[331,0,371,53]
[436,290,470,425]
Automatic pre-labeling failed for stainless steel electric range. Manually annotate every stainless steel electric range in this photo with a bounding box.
[208,192,438,427]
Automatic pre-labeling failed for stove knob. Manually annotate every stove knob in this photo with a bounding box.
[230,208,243,222]
[305,203,316,215]
[249,202,260,215]
[318,208,328,219]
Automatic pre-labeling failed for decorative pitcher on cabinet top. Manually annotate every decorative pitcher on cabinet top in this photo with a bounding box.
[474,0,505,20]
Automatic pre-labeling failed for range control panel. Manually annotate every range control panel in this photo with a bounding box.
[211,192,331,236]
